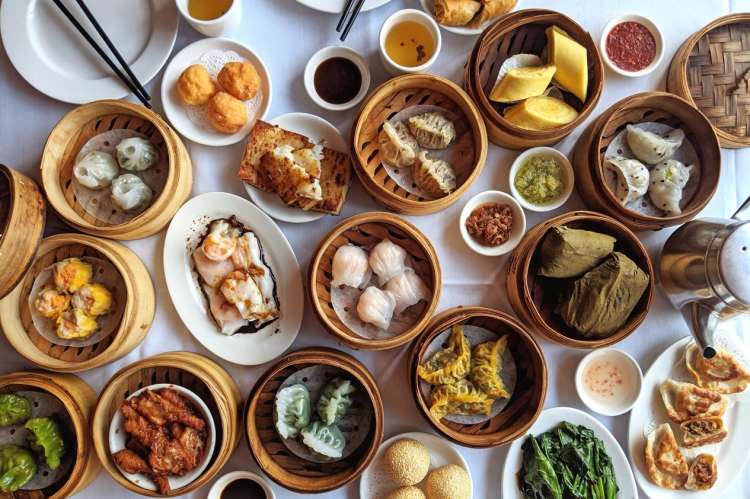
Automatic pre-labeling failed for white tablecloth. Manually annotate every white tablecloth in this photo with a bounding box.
[1,0,750,497]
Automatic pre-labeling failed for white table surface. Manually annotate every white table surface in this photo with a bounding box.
[1,0,749,498]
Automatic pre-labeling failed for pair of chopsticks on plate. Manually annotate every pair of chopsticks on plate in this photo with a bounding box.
[52,0,152,108]
[336,0,365,41]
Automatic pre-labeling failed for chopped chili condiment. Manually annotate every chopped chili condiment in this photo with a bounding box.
[606,21,656,72]
[465,203,514,247]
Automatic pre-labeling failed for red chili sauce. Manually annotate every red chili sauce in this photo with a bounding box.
[606,21,656,72]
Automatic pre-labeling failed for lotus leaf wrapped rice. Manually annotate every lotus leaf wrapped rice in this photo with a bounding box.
[538,225,616,278]
[0,445,36,493]
[557,252,649,337]
[0,394,31,427]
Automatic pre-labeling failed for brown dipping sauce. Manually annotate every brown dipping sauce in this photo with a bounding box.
[314,57,362,105]
[221,478,267,499]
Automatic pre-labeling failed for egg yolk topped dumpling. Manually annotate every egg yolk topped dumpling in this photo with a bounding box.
[53,258,92,293]
[34,286,70,319]
[55,308,98,340]
[72,283,113,317]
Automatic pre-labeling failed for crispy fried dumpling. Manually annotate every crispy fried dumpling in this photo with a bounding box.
[429,379,492,420]
[659,379,727,423]
[685,344,750,394]
[685,454,717,491]
[469,336,510,399]
[606,156,649,205]
[412,152,457,198]
[407,112,456,149]
[626,125,685,165]
[379,122,419,168]
[418,325,471,386]
[644,423,688,489]
[680,417,727,448]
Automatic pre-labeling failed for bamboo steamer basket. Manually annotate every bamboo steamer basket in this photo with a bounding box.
[0,164,45,299]
[0,371,101,498]
[668,14,750,148]
[245,347,384,493]
[92,351,241,497]
[572,92,721,231]
[505,211,654,349]
[465,9,604,149]
[0,233,155,372]
[409,307,547,448]
[308,212,441,350]
[40,100,192,240]
[351,74,488,215]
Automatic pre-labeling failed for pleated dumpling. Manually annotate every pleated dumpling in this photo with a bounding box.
[412,152,457,198]
[379,122,419,168]
[330,244,371,288]
[685,344,750,394]
[429,379,492,420]
[356,286,396,330]
[659,379,727,423]
[369,239,407,285]
[626,125,685,164]
[407,112,456,149]
[606,156,649,205]
[384,268,429,315]
[417,325,471,386]
[469,335,510,399]
[644,423,688,489]
[685,453,717,491]
[648,159,692,216]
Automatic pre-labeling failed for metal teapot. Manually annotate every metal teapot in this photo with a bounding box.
[659,197,750,358]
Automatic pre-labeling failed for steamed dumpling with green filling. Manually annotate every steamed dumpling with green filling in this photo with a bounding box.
[274,384,311,439]
[317,378,355,425]
[0,394,31,427]
[73,151,119,189]
[116,137,157,172]
[0,445,36,493]
[25,417,65,469]
[417,325,471,385]
[300,420,346,458]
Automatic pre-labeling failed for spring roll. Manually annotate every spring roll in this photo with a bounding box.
[433,0,482,27]
[467,0,517,28]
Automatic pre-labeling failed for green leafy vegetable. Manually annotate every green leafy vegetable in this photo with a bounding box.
[519,422,619,499]
[0,394,32,426]
[25,417,65,470]
[0,444,36,492]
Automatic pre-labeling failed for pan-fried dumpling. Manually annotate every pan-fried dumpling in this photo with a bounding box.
[417,325,471,386]
[384,268,429,315]
[73,151,119,189]
[685,344,750,394]
[626,125,685,164]
[685,454,717,491]
[605,157,649,205]
[111,174,153,212]
[379,122,419,168]
[412,152,457,198]
[429,379,492,420]
[659,379,727,423]
[644,423,688,489]
[407,112,456,149]
[115,137,157,172]
[680,417,727,448]
[369,239,407,286]
[356,286,396,330]
[648,159,692,216]
[469,336,510,399]
[274,384,311,439]
[330,244,371,289]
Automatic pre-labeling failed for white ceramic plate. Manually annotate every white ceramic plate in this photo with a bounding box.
[109,384,216,493]
[628,336,750,498]
[161,38,271,147]
[1,0,178,104]
[163,192,304,365]
[502,407,638,499]
[418,0,489,35]
[359,431,472,498]
[244,112,348,223]
[296,0,392,14]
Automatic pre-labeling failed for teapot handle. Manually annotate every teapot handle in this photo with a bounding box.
[733,195,750,221]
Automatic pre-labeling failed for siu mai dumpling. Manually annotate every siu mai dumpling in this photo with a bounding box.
[384,268,429,314]
[659,379,727,423]
[680,417,727,448]
[685,454,717,491]
[626,125,685,165]
[330,244,372,289]
[379,122,419,168]
[429,379,492,420]
[606,157,649,205]
[645,423,688,489]
[369,239,407,286]
[413,152,457,198]
[469,336,510,399]
[407,112,456,149]
[417,325,471,386]
[356,286,396,330]
[685,344,750,394]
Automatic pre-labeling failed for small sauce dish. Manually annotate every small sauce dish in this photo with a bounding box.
[600,14,664,77]
[304,46,370,111]
[175,0,242,37]
[575,349,643,417]
[208,470,275,499]
[459,190,526,257]
[509,146,574,212]
[379,9,442,76]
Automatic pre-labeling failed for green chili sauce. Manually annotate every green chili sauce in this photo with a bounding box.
[514,155,565,205]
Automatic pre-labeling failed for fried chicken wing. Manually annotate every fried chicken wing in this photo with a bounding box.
[114,449,150,474]
[130,389,206,430]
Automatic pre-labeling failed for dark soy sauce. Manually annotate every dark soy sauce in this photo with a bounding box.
[314,57,362,105]
[221,478,267,499]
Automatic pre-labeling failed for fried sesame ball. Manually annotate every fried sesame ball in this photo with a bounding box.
[383,439,431,486]
[177,64,218,106]
[207,91,247,134]
[218,61,261,100]
[423,464,471,499]
[385,486,426,499]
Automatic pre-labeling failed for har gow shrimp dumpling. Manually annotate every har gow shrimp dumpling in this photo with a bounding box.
[110,174,153,212]
[73,151,119,189]
[331,244,371,289]
[384,268,429,314]
[356,286,396,330]
[115,137,157,172]
[369,239,407,285]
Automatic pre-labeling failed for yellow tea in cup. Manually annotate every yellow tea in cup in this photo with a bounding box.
[188,0,233,20]
[385,21,436,67]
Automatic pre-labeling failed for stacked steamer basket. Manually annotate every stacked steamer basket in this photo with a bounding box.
[351,74,488,215]
[409,307,547,447]
[0,371,101,498]
[505,211,654,349]
[572,92,720,231]
[0,233,155,372]
[245,348,384,493]
[40,100,192,240]
[668,13,750,148]
[91,352,241,497]
[309,212,441,350]
[465,9,604,149]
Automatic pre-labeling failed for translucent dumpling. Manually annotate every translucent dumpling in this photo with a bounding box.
[274,384,311,439]
[606,157,649,205]
[648,159,692,216]
[369,239,407,286]
[330,244,371,288]
[300,420,346,459]
[384,268,429,314]
[115,137,157,172]
[626,125,685,165]
[356,286,396,330]
[73,151,119,189]
[111,174,153,212]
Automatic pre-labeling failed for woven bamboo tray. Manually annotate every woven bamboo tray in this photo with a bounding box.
[668,13,750,148]
[308,212,441,350]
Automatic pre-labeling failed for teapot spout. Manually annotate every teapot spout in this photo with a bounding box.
[682,302,719,358]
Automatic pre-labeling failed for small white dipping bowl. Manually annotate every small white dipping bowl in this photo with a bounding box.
[459,191,526,257]
[379,9,442,76]
[600,14,664,78]
[509,146,574,212]
[575,349,643,417]
[175,0,242,37]
[304,46,371,111]
[208,470,276,499]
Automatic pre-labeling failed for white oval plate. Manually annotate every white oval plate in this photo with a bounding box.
[161,38,272,147]
[628,336,750,499]
[359,431,472,498]
[1,0,178,104]
[418,0,489,35]
[244,112,348,224]
[503,407,638,499]
[163,192,303,365]
[296,0,392,14]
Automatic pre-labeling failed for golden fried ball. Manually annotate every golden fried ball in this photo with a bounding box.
[383,439,431,486]
[385,486,426,499]
[218,61,260,101]
[177,64,218,106]
[423,464,471,499]
[207,91,247,134]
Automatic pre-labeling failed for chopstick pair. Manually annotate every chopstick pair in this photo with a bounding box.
[336,0,365,42]
[52,0,152,108]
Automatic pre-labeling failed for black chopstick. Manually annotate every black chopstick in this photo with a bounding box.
[74,0,151,101]
[336,0,355,32]
[340,0,365,41]
[51,0,151,108]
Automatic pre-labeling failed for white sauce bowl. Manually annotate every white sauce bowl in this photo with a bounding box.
[599,14,664,78]
[575,349,643,417]
[379,9,442,76]
[509,146,574,212]
[459,190,526,257]
[304,46,371,111]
